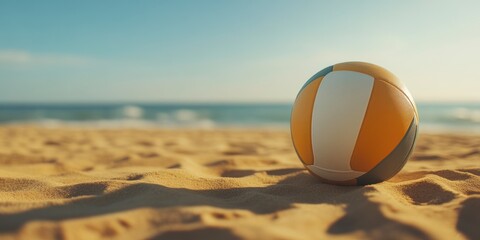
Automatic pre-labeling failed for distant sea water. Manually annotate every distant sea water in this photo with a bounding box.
[0,103,479,133]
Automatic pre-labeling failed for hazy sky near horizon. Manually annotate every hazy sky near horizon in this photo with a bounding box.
[1,0,479,103]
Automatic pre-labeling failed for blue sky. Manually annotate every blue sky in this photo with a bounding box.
[1,0,479,103]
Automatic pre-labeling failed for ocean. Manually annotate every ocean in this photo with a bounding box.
[0,102,479,133]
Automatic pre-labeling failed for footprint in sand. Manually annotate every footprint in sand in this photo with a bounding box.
[400,181,456,205]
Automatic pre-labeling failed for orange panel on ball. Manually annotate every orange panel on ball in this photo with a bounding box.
[290,78,322,165]
[350,79,414,172]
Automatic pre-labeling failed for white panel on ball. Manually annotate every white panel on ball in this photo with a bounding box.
[310,70,374,181]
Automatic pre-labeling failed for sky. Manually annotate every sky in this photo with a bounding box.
[1,0,479,103]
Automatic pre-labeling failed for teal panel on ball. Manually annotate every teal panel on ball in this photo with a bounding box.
[300,65,333,92]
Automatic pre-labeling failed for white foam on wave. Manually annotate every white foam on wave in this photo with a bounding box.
[8,108,217,129]
[121,105,144,118]
[157,109,215,128]
[451,108,480,123]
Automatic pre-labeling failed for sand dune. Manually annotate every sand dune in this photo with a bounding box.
[0,126,478,240]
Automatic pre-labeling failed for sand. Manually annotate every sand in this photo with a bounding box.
[0,126,478,240]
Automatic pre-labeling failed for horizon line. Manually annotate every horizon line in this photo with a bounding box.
[1,100,480,106]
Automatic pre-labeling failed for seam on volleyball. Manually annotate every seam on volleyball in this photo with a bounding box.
[349,80,375,171]
[309,77,328,166]
[289,78,323,165]
[376,78,419,121]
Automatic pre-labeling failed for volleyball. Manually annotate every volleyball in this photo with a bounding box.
[291,62,419,185]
